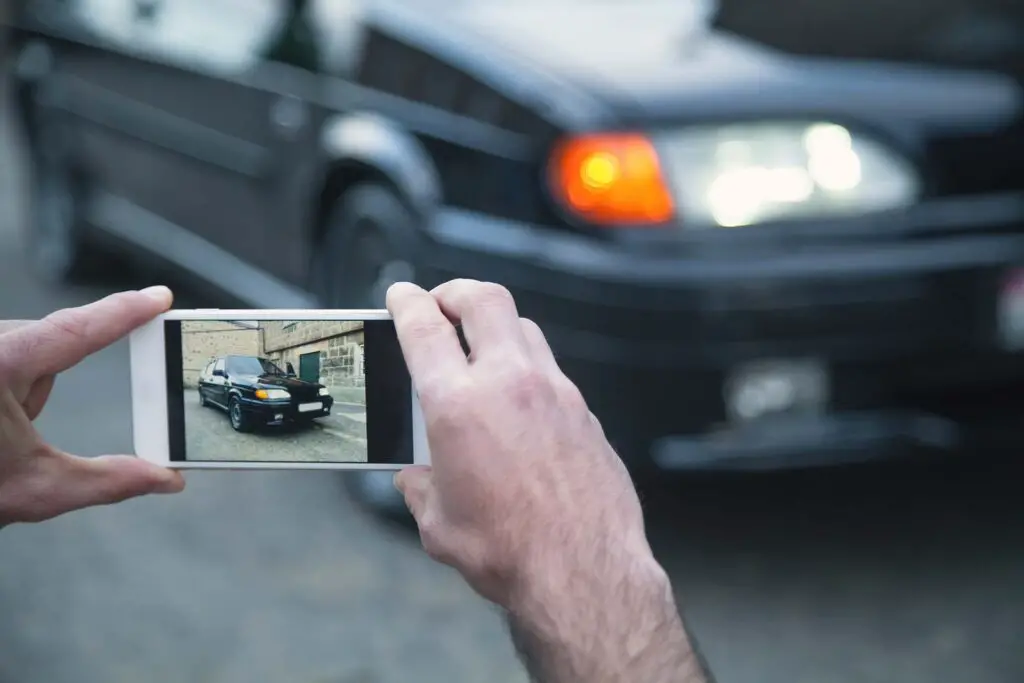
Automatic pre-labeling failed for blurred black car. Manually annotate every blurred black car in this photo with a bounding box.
[197,355,334,432]
[5,0,1024,513]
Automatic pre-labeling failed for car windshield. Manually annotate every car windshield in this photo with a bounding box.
[226,357,286,376]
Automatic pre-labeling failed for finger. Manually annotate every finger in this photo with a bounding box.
[386,282,467,387]
[1,453,184,524]
[394,465,432,522]
[430,279,527,361]
[0,386,43,467]
[0,320,33,337]
[519,318,561,375]
[2,287,173,380]
[23,375,55,421]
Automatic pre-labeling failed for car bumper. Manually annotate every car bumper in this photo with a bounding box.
[237,396,334,425]
[420,193,1024,470]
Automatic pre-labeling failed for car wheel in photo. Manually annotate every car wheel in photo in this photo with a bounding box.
[228,397,252,433]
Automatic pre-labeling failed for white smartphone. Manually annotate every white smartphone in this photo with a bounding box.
[129,309,430,470]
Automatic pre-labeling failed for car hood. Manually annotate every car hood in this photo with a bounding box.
[237,374,321,390]
[450,3,1022,132]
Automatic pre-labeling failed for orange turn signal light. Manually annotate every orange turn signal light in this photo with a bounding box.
[549,133,675,226]
[254,389,269,400]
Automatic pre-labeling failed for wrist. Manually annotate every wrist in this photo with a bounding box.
[508,536,673,634]
[504,541,704,682]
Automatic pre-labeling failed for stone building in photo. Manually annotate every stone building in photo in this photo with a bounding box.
[180,320,260,387]
[259,320,365,403]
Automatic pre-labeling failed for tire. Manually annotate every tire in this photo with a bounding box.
[25,102,118,284]
[228,397,251,433]
[308,183,418,308]
[310,183,419,521]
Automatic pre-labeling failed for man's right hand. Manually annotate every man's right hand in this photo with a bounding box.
[388,279,709,683]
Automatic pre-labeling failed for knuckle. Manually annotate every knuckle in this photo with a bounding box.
[553,374,587,410]
[473,282,515,310]
[417,516,453,564]
[403,315,449,343]
[503,361,552,407]
[420,375,476,427]
[519,317,543,339]
[42,307,91,339]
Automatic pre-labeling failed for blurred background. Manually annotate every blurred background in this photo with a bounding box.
[3,1,1024,682]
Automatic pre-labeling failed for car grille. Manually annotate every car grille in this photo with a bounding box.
[926,120,1024,197]
[289,387,320,402]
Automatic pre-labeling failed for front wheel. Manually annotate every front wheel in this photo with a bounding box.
[311,183,419,521]
[308,183,417,309]
[228,397,252,433]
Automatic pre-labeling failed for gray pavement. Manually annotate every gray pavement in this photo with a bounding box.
[184,391,367,463]
[2,63,1024,683]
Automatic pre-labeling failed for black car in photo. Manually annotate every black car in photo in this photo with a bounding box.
[198,355,334,432]
[4,0,1024,513]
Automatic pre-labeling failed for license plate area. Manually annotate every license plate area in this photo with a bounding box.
[724,359,829,423]
[298,402,322,413]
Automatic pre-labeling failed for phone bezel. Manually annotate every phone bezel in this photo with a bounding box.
[130,309,429,470]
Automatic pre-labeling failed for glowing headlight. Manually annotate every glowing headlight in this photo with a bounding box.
[318,387,330,396]
[659,122,920,228]
[255,388,290,400]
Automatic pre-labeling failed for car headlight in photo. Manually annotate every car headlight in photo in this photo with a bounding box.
[318,387,330,396]
[658,121,921,228]
[254,388,290,400]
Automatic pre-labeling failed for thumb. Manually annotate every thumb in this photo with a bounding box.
[394,465,432,522]
[46,453,184,516]
[2,452,185,525]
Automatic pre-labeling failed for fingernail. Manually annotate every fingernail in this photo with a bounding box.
[153,470,185,494]
[140,285,172,304]
[393,471,403,493]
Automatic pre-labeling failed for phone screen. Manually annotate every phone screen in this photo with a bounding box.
[162,318,413,464]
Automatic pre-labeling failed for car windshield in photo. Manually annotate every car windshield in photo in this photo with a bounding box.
[228,356,286,377]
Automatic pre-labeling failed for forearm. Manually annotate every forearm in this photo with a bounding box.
[505,548,712,683]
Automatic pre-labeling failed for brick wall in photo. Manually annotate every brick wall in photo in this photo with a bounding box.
[180,321,260,387]
[259,320,365,395]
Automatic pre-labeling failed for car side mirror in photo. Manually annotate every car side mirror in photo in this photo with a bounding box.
[286,363,296,376]
[213,368,225,378]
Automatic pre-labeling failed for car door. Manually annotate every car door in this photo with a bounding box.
[212,358,228,406]
[198,360,214,401]
[88,0,326,289]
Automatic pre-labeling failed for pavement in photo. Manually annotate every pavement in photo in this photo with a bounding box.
[183,390,367,463]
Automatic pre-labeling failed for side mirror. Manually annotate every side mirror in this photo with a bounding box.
[286,363,296,376]
[213,368,225,378]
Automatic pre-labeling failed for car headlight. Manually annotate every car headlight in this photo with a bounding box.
[318,387,330,396]
[255,389,290,400]
[658,122,921,228]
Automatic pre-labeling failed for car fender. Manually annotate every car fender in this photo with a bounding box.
[317,111,442,221]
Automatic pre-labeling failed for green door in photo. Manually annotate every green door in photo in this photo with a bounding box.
[299,351,320,383]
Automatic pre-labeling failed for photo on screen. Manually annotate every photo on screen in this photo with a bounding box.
[163,317,411,462]
[163,318,412,465]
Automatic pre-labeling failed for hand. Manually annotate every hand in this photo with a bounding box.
[387,279,653,606]
[388,280,708,683]
[0,288,185,528]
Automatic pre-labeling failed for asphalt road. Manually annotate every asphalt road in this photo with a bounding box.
[184,391,368,463]
[2,70,1024,683]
